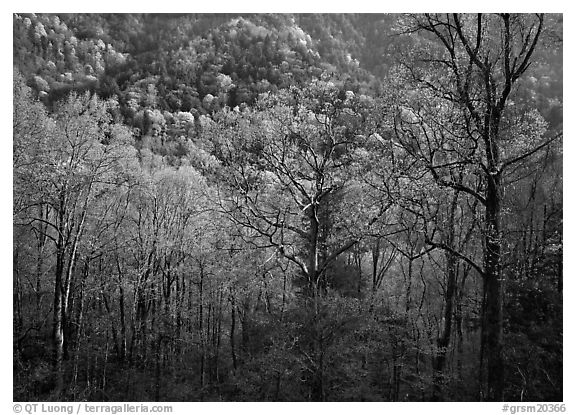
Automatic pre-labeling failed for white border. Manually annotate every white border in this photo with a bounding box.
[3,3,571,413]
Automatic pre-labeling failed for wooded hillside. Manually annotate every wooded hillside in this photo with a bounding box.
[13,13,562,402]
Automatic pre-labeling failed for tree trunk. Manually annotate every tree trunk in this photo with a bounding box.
[307,205,320,295]
[481,172,504,401]
[14,250,23,346]
[154,336,162,401]
[230,294,237,372]
[433,192,459,400]
[54,240,66,396]
[116,256,127,362]
[198,263,206,390]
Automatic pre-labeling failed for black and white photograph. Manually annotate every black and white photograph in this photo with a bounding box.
[12,11,563,404]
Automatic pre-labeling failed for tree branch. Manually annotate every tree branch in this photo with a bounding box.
[425,237,485,276]
[428,164,487,205]
[500,133,561,172]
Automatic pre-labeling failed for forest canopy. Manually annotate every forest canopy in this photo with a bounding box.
[13,13,562,402]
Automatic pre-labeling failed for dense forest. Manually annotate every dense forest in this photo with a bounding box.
[13,13,562,402]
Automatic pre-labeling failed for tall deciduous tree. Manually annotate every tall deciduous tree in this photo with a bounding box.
[395,13,558,400]
[204,80,393,400]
